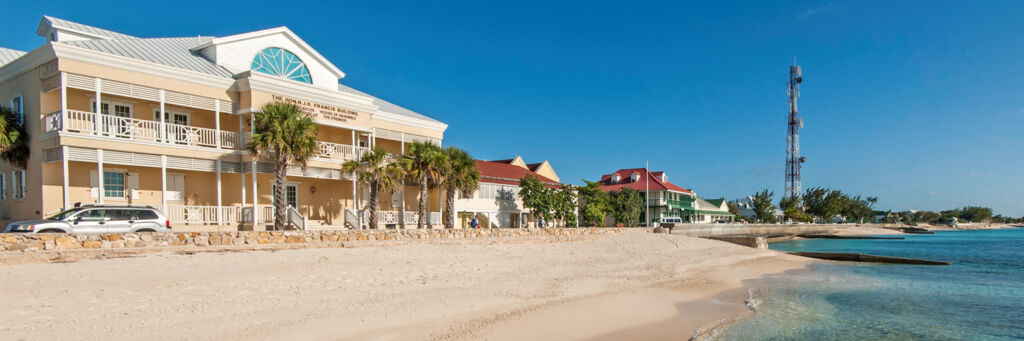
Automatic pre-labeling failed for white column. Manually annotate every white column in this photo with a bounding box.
[240,115,247,208]
[251,114,258,223]
[93,78,101,135]
[400,132,405,225]
[216,160,223,226]
[159,90,166,143]
[59,72,67,131]
[96,149,104,204]
[61,146,69,209]
[351,130,357,210]
[214,100,222,149]
[371,128,376,149]
[160,155,167,214]
[487,212,492,229]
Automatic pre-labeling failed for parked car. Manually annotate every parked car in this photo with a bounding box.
[715,220,730,224]
[4,205,171,233]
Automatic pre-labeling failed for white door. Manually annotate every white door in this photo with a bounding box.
[164,174,185,202]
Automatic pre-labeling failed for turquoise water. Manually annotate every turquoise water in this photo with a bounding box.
[713,228,1024,340]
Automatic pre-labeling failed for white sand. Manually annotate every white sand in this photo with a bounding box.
[0,232,806,340]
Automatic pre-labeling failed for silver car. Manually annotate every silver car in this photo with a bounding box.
[4,205,171,233]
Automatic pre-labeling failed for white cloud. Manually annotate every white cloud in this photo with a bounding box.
[797,2,836,20]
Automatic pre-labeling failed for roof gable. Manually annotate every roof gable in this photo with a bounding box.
[191,27,344,89]
[476,160,560,187]
[596,168,693,194]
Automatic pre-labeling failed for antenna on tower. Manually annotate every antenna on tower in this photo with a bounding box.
[785,64,805,202]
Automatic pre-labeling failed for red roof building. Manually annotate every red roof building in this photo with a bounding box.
[455,157,563,229]
[594,168,732,225]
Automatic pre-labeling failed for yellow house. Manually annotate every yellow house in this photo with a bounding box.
[0,16,448,230]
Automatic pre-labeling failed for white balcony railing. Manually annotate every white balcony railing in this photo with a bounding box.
[360,210,441,227]
[315,141,370,162]
[166,205,241,224]
[46,110,240,150]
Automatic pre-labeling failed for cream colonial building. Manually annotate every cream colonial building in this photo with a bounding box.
[0,16,448,230]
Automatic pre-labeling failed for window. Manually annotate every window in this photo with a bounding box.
[104,171,125,198]
[10,96,23,126]
[13,170,25,200]
[272,183,299,208]
[0,173,5,201]
[250,47,312,84]
[107,209,134,221]
[78,209,106,222]
[135,210,158,220]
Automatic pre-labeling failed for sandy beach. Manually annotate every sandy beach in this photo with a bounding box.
[0,231,805,340]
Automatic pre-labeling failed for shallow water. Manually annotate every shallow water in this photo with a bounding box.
[712,228,1024,341]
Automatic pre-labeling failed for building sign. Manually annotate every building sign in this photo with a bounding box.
[271,95,360,123]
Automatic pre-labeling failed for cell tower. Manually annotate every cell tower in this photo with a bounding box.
[785,64,806,200]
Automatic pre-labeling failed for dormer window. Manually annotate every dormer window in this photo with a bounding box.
[630,173,640,182]
[251,47,312,84]
[661,174,668,182]
[611,174,621,183]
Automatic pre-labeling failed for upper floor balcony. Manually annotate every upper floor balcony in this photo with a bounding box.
[44,109,372,162]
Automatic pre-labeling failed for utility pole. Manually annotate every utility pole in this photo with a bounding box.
[785,64,806,201]
[645,160,650,227]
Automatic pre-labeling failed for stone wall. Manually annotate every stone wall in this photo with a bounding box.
[670,223,853,237]
[0,228,631,252]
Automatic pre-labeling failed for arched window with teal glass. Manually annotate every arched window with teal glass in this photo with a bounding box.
[250,47,313,84]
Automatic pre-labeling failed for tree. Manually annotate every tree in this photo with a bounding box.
[578,180,610,226]
[751,189,777,223]
[405,141,445,229]
[0,105,29,169]
[247,102,318,230]
[959,206,993,222]
[610,188,643,226]
[914,211,941,225]
[778,195,802,222]
[802,187,829,220]
[342,148,405,230]
[552,184,578,227]
[440,147,480,229]
[518,175,548,225]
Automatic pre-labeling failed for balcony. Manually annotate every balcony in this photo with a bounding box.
[45,110,370,162]
[45,110,241,150]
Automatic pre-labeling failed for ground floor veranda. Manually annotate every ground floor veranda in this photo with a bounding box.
[34,147,448,231]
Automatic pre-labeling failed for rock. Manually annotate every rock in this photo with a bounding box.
[653,227,669,234]
[82,240,102,249]
[285,236,304,243]
[111,241,125,248]
[100,240,112,248]
[5,243,27,251]
[193,236,209,246]
[55,237,80,250]
[43,240,56,250]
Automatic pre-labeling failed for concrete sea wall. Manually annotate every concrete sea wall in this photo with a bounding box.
[670,223,852,237]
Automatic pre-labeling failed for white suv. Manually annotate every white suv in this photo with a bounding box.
[4,205,171,233]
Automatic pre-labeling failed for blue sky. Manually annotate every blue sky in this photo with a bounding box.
[3,1,1023,216]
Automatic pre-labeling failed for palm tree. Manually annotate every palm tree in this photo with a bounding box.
[247,102,319,230]
[0,105,29,168]
[441,147,480,229]
[405,141,445,229]
[342,148,406,229]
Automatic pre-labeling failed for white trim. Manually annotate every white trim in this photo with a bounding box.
[267,180,300,208]
[0,172,6,202]
[373,110,448,133]
[153,108,191,125]
[191,27,346,78]
[0,45,56,85]
[240,73,377,113]
[54,131,245,154]
[52,43,237,90]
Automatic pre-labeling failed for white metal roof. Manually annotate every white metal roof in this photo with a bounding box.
[0,47,26,66]
[59,37,235,78]
[40,15,139,40]
[337,83,444,124]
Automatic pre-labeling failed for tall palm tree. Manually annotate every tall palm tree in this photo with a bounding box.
[247,102,319,230]
[405,141,445,229]
[343,148,406,229]
[441,147,480,229]
[0,105,29,169]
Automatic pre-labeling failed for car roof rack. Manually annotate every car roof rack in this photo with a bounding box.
[74,204,155,209]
